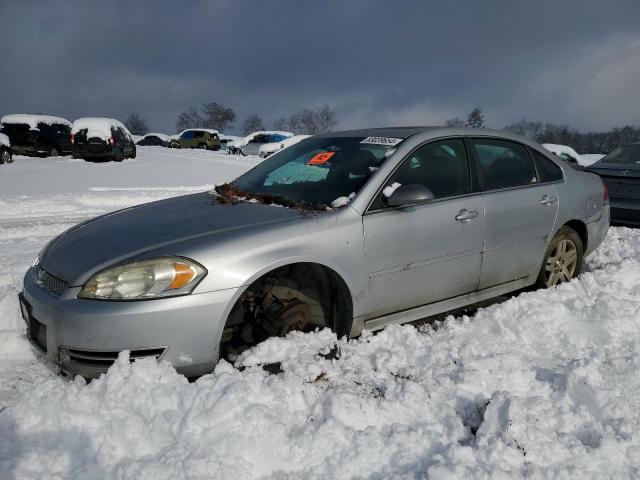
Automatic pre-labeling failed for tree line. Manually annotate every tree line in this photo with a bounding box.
[124,104,639,153]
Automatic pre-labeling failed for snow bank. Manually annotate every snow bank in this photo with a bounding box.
[1,114,71,130]
[1,228,640,478]
[0,133,9,147]
[71,117,132,141]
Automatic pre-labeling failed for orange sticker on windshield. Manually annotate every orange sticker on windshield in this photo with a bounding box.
[307,152,335,165]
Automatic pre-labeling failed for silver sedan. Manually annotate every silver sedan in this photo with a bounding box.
[20,127,610,378]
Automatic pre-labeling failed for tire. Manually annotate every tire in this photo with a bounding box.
[535,226,583,289]
[114,148,124,162]
[199,143,208,150]
[0,148,10,164]
[169,142,180,149]
[49,146,60,157]
[130,146,137,159]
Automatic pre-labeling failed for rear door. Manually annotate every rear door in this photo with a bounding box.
[470,138,559,289]
[363,137,483,318]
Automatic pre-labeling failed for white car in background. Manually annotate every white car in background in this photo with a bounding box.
[227,131,293,156]
[542,143,581,165]
[0,132,12,164]
[258,134,311,158]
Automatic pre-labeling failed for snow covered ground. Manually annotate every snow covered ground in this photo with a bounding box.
[1,148,639,479]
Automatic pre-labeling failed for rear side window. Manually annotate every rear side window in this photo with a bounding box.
[194,131,204,138]
[531,150,563,182]
[472,139,538,190]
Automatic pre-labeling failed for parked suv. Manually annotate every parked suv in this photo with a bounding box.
[71,117,136,162]
[0,114,72,157]
[227,131,293,156]
[169,129,221,150]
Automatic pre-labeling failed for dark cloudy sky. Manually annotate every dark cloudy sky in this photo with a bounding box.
[1,1,639,134]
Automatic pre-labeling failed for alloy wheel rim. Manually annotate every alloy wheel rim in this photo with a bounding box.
[545,239,578,287]
[1,151,9,163]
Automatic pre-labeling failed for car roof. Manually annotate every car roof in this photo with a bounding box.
[315,126,531,141]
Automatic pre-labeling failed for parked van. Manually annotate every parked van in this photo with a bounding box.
[0,114,72,157]
[71,117,136,162]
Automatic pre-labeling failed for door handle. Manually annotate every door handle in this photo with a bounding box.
[455,209,479,222]
[540,195,558,206]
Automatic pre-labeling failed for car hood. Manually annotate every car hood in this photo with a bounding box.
[40,192,303,285]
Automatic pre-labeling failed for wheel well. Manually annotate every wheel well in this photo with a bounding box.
[563,220,588,251]
[224,262,354,337]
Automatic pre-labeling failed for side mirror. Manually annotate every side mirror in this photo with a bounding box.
[385,184,434,207]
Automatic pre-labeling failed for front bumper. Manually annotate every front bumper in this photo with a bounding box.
[21,267,239,379]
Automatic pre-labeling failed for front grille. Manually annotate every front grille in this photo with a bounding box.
[62,347,166,370]
[28,316,47,353]
[35,266,69,296]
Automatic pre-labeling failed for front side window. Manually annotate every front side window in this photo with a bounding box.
[373,139,471,209]
[181,131,194,139]
[473,139,538,190]
[226,136,400,209]
[193,131,204,138]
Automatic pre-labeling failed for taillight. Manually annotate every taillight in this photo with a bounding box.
[108,135,115,145]
[602,180,609,203]
[71,134,75,144]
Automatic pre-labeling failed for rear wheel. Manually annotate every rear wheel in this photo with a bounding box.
[535,226,583,288]
[49,146,59,157]
[0,148,10,164]
[130,146,137,158]
[114,148,124,162]
[199,143,208,149]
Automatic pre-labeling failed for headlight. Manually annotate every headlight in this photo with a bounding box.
[78,257,206,300]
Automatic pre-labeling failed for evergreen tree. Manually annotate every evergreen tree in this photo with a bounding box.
[466,107,485,128]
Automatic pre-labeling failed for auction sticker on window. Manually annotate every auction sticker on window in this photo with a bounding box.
[360,137,403,146]
[307,152,335,165]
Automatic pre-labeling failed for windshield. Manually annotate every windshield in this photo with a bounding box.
[221,136,401,209]
[598,145,640,165]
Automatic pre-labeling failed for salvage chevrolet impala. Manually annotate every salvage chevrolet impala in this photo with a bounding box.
[20,127,610,378]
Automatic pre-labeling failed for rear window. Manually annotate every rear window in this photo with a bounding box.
[472,138,538,190]
[531,150,563,182]
[599,145,640,165]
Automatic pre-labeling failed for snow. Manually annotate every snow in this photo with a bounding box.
[258,134,311,157]
[383,181,401,197]
[580,153,605,166]
[1,147,640,478]
[0,133,9,147]
[542,143,582,163]
[0,114,71,130]
[71,117,132,141]
[330,192,356,208]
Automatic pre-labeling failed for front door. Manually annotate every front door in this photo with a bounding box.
[469,138,559,289]
[363,138,484,319]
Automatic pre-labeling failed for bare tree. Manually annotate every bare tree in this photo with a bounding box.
[504,119,544,139]
[274,104,337,135]
[445,118,466,128]
[202,102,236,132]
[175,107,203,132]
[243,114,265,135]
[124,113,148,135]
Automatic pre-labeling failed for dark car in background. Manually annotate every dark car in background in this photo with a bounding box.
[136,133,170,147]
[586,142,640,226]
[0,114,72,157]
[71,117,136,162]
